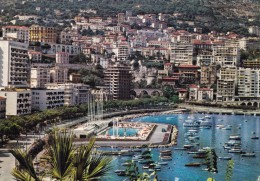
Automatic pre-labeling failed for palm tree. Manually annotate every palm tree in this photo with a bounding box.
[10,149,42,181]
[11,131,113,181]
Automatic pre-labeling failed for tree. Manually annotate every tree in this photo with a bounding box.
[162,85,175,99]
[225,160,234,181]
[10,131,112,181]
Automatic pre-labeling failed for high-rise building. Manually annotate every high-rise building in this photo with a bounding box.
[217,67,237,102]
[213,46,240,67]
[29,25,57,43]
[0,40,29,88]
[117,42,130,61]
[170,43,193,65]
[237,68,260,99]
[30,64,51,88]
[2,26,29,44]
[104,63,132,100]
[118,13,125,24]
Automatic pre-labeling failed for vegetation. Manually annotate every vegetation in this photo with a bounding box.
[10,131,112,181]
[225,160,234,181]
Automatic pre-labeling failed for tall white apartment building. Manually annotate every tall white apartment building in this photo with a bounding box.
[32,89,64,111]
[237,68,260,98]
[45,83,89,106]
[0,89,31,116]
[0,40,29,88]
[2,26,29,44]
[117,42,130,61]
[50,67,68,83]
[56,52,69,64]
[30,65,51,88]
[213,46,240,67]
[217,67,237,102]
[170,43,193,65]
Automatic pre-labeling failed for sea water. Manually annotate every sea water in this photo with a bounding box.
[103,114,260,181]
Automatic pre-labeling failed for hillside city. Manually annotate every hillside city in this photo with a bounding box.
[0,1,260,180]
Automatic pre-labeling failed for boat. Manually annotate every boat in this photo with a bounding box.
[157,162,168,165]
[143,165,149,169]
[160,156,172,161]
[185,162,201,167]
[193,154,206,159]
[114,170,125,173]
[119,150,134,156]
[183,120,200,127]
[132,148,142,152]
[116,171,126,176]
[229,135,241,140]
[148,169,155,172]
[241,153,256,157]
[205,115,211,118]
[219,157,232,160]
[160,150,172,154]
[174,148,187,150]
[251,136,259,139]
[183,144,194,149]
[216,125,225,129]
[228,149,245,154]
[121,162,131,166]
[222,125,232,130]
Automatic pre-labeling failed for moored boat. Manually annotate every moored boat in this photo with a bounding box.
[219,157,232,160]
[185,162,201,167]
[241,152,256,157]
[160,156,172,161]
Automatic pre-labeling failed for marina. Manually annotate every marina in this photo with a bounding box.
[104,113,260,181]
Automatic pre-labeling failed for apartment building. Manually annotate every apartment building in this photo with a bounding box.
[32,89,64,111]
[0,40,29,88]
[104,63,132,100]
[200,65,217,86]
[237,68,260,99]
[56,52,69,64]
[45,83,89,106]
[30,65,51,88]
[50,66,68,84]
[213,46,240,67]
[217,67,237,102]
[0,89,31,116]
[29,25,57,43]
[117,42,130,61]
[0,96,6,118]
[248,26,260,37]
[28,51,42,62]
[2,26,29,44]
[170,43,193,65]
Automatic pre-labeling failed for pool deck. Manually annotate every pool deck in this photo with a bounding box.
[75,123,174,147]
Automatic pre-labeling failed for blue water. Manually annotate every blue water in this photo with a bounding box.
[102,114,260,181]
[105,127,139,137]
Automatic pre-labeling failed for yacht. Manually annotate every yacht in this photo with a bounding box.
[241,152,256,157]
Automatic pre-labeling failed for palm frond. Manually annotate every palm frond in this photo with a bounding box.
[9,149,40,181]
[47,131,75,180]
[12,168,36,181]
[82,153,113,181]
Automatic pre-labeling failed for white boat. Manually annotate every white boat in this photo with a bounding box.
[228,149,244,153]
[160,156,172,161]
[157,162,168,165]
[219,157,232,160]
[229,135,241,140]
[241,153,256,157]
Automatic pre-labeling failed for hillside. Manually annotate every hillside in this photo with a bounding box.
[0,0,259,33]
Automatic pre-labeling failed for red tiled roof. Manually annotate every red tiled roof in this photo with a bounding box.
[162,77,179,81]
[178,64,200,69]
[164,63,172,66]
[178,89,187,92]
[3,26,28,29]
[189,84,198,88]
[199,88,212,91]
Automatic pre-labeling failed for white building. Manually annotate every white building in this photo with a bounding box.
[170,43,193,65]
[50,66,68,84]
[213,46,240,67]
[2,26,29,44]
[45,83,89,106]
[248,26,260,37]
[198,88,214,101]
[237,68,260,98]
[217,67,237,102]
[28,51,42,62]
[56,52,69,64]
[30,66,51,88]
[0,40,29,88]
[31,89,64,111]
[0,89,31,116]
[117,42,130,61]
